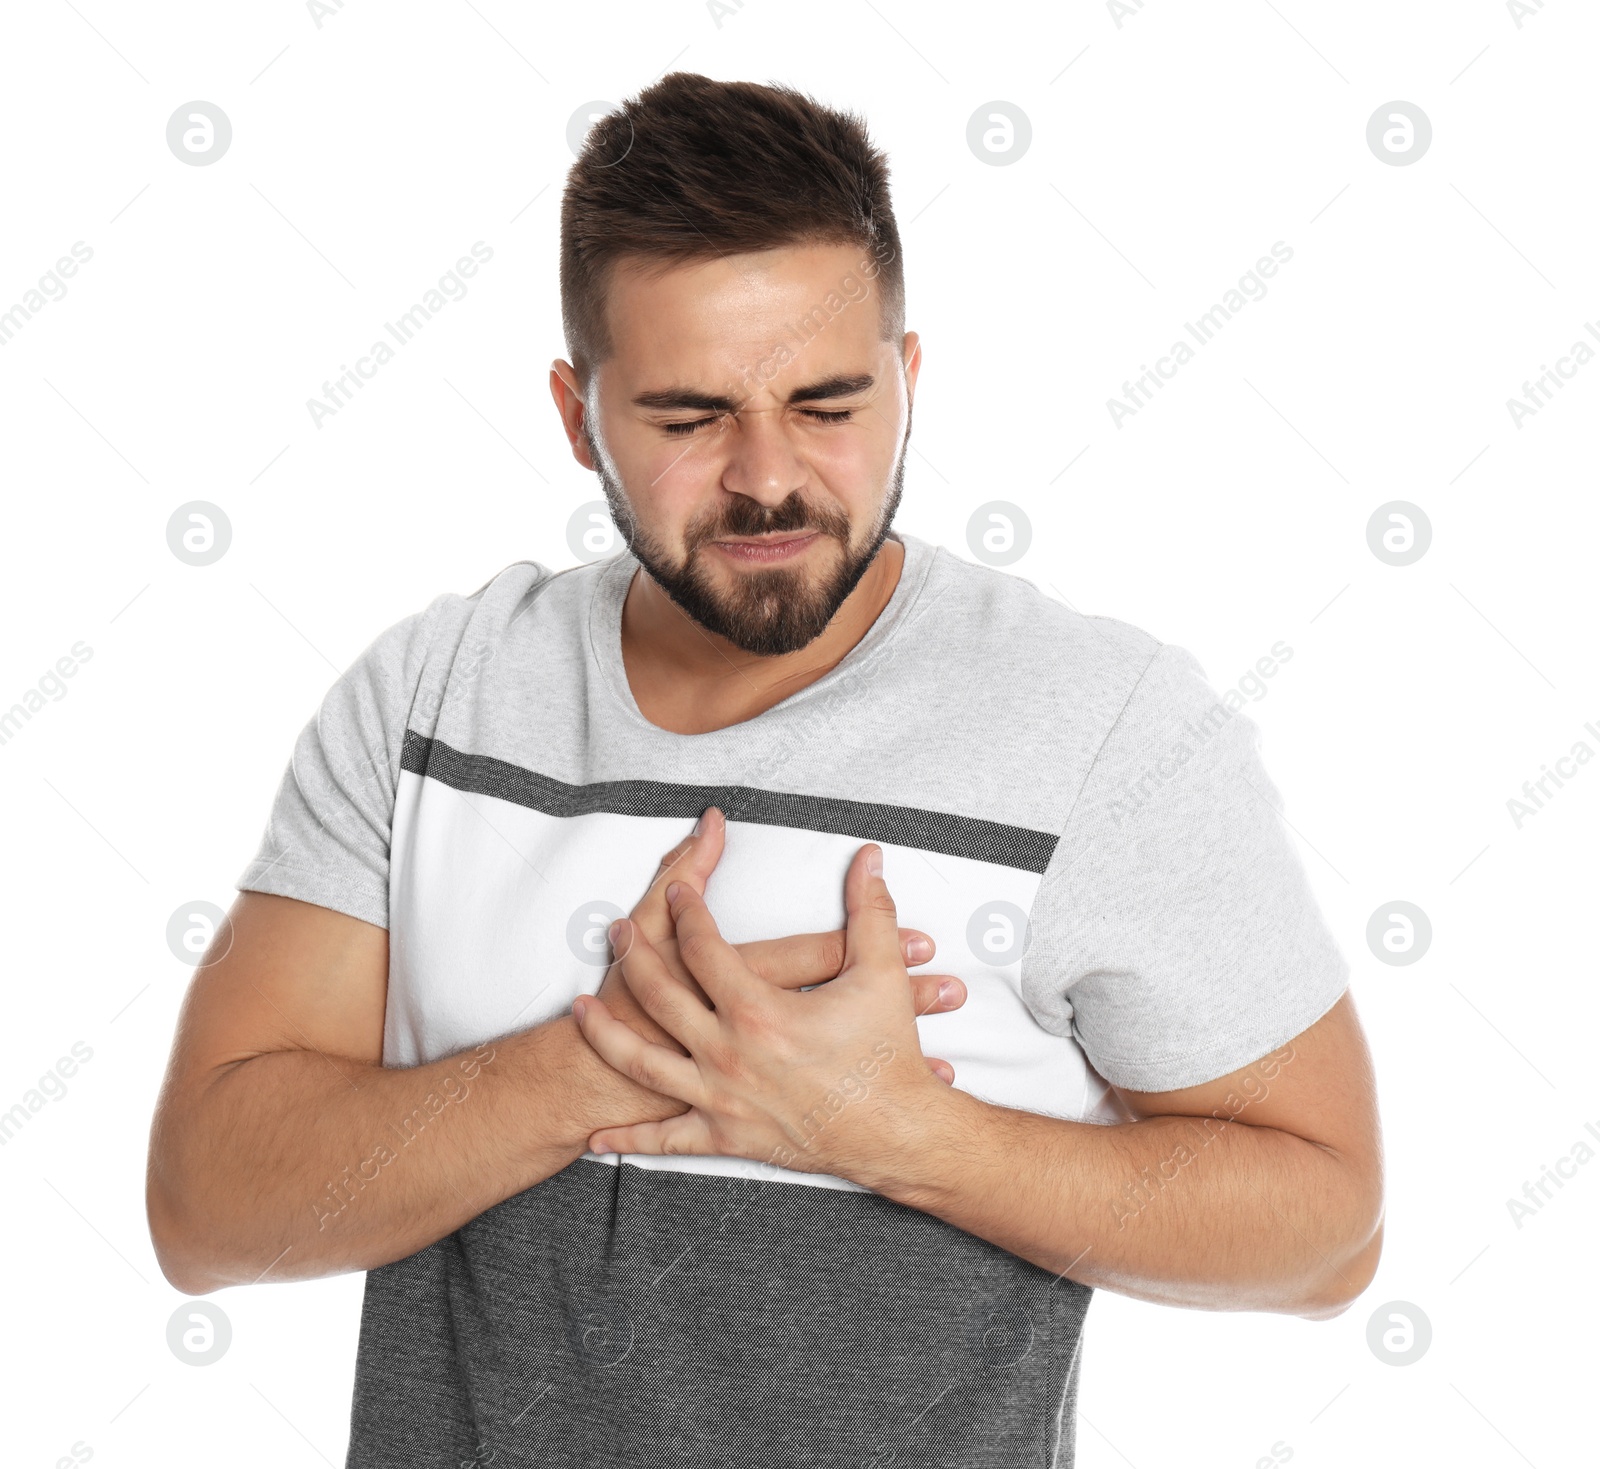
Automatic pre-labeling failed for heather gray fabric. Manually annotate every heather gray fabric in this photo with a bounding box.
[1018,631,1351,1090]
[347,1159,1090,1468]
[238,528,1349,1465]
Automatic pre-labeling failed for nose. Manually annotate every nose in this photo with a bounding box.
[718,408,807,508]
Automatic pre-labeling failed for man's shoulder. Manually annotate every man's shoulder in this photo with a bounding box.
[459,555,590,625]
[397,555,598,653]
[907,535,1164,724]
[340,556,597,727]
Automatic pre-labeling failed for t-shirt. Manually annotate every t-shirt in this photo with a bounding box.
[238,528,1349,1468]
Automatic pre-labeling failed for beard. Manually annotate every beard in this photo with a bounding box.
[586,403,911,657]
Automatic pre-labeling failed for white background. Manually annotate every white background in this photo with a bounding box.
[2,2,1596,1465]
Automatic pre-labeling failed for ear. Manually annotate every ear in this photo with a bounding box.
[901,331,922,404]
[549,360,596,470]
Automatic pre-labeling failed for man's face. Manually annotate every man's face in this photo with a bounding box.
[557,241,920,657]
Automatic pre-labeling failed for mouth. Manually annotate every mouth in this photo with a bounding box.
[707,530,823,564]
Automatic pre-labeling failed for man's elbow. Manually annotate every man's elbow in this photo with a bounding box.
[147,1155,237,1297]
[157,1253,227,1298]
[149,1190,221,1296]
[1296,1212,1385,1320]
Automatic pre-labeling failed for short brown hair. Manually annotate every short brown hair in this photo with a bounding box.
[560,72,905,389]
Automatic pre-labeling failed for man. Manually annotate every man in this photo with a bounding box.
[147,72,1382,1467]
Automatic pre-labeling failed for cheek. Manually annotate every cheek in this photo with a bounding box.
[642,432,731,497]
[812,414,898,482]
[597,406,714,491]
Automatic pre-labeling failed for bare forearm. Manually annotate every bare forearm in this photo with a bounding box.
[148,1014,674,1293]
[859,1087,1382,1316]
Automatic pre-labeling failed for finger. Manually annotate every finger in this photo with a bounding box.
[925,1057,956,1085]
[736,927,937,989]
[605,919,716,1051]
[653,805,724,883]
[838,844,906,985]
[629,807,727,947]
[572,994,707,1105]
[588,1111,715,1158]
[663,880,762,1015]
[908,972,966,1015]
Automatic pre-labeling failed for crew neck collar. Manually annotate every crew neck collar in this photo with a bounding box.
[587,530,935,740]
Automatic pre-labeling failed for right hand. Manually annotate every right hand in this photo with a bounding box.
[598,807,967,1083]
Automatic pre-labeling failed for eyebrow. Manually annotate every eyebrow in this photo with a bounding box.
[632,373,875,414]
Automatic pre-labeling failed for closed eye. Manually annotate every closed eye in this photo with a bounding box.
[660,416,720,438]
[660,408,856,437]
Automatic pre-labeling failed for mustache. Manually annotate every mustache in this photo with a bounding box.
[691,499,850,546]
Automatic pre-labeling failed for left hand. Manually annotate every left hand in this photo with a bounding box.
[570,842,948,1180]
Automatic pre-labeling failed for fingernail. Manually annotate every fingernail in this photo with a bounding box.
[866,845,883,876]
[573,998,588,1021]
[937,979,958,1006]
[608,920,624,945]
[906,936,933,963]
[693,813,704,835]
[666,881,682,904]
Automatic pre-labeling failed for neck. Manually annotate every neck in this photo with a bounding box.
[619,533,905,735]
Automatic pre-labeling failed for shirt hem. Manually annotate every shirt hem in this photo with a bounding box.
[1084,969,1350,1093]
[236,860,389,930]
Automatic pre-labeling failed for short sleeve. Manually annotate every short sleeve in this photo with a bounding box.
[235,599,448,929]
[1021,642,1349,1093]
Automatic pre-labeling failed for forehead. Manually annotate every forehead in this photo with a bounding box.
[600,241,884,391]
